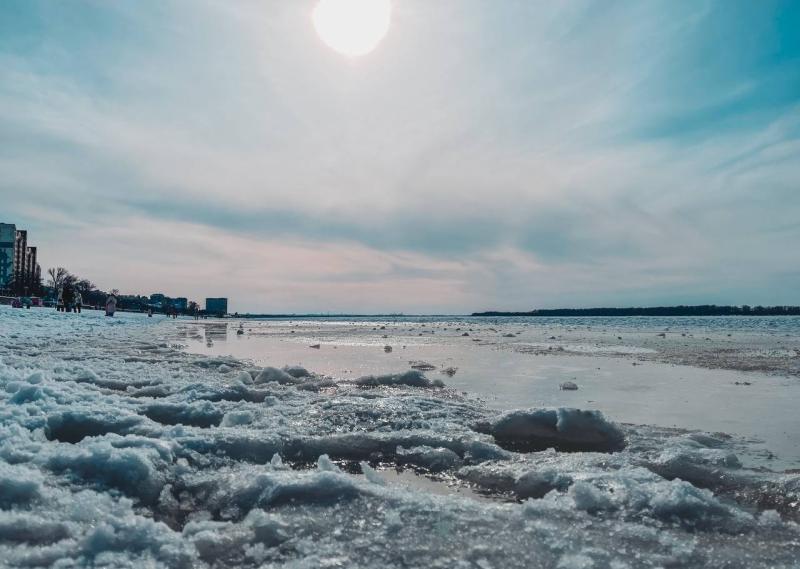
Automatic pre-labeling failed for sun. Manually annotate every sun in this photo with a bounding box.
[312,0,391,57]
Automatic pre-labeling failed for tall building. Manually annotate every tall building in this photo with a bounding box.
[13,230,27,288]
[0,223,42,295]
[205,297,228,316]
[25,247,42,289]
[0,223,14,291]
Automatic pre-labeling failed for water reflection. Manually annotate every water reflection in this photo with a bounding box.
[203,323,228,343]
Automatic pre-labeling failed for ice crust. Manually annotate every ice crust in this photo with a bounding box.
[0,307,798,568]
[353,369,446,388]
[475,407,627,452]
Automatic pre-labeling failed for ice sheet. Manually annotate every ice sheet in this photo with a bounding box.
[1,307,798,568]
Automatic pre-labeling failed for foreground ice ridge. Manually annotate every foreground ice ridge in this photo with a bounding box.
[473,407,626,453]
[0,308,798,568]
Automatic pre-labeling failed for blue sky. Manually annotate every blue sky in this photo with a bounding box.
[1,0,799,313]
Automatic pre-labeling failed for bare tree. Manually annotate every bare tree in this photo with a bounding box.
[75,278,96,294]
[47,267,71,290]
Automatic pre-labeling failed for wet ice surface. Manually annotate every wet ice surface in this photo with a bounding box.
[2,308,800,568]
[185,317,800,469]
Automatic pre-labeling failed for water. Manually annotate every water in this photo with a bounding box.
[180,316,800,470]
[230,314,800,335]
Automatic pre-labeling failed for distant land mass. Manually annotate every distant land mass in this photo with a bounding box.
[472,305,800,317]
[237,313,408,319]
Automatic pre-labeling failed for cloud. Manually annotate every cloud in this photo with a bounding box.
[1,0,799,311]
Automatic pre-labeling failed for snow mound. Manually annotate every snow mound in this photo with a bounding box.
[354,370,445,388]
[43,436,174,504]
[476,408,626,453]
[253,366,302,385]
[397,445,463,472]
[0,462,43,508]
[220,410,254,427]
[282,365,311,378]
[143,402,224,428]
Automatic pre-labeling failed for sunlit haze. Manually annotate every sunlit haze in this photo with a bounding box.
[313,0,391,57]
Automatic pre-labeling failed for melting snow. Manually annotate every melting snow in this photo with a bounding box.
[0,307,798,568]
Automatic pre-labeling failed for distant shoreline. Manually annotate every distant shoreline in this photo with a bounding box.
[472,305,800,317]
[223,305,800,318]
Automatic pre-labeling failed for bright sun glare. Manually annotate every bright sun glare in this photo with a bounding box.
[312,0,391,57]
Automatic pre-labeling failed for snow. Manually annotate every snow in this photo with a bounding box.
[353,369,446,388]
[396,445,463,472]
[253,366,301,385]
[475,408,626,452]
[0,306,799,568]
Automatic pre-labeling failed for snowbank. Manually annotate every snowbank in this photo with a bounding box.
[354,370,445,388]
[475,408,626,452]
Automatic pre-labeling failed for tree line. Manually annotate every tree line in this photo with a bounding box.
[472,305,800,317]
[45,266,199,314]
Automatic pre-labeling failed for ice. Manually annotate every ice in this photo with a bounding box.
[359,461,386,485]
[316,453,339,472]
[253,366,301,385]
[0,306,799,568]
[43,435,174,504]
[234,370,254,385]
[475,408,626,452]
[45,410,145,442]
[220,410,254,427]
[292,430,508,463]
[396,445,463,472]
[282,365,311,378]
[143,401,224,428]
[515,468,574,499]
[354,369,445,388]
[0,462,43,508]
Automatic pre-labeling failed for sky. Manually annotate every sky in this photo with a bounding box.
[1,0,799,314]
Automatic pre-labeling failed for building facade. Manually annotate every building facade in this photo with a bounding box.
[205,297,228,315]
[13,230,27,288]
[149,293,166,306]
[0,222,42,295]
[0,223,15,291]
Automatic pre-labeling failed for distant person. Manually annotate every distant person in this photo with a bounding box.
[147,307,153,317]
[74,291,83,313]
[56,287,64,312]
[105,293,117,317]
[62,284,75,313]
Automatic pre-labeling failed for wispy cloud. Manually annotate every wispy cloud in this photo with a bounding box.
[1,0,799,311]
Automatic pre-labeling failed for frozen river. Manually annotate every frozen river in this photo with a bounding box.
[182,316,800,469]
[2,307,800,568]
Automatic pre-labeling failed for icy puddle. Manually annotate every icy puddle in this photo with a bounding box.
[182,320,800,470]
[376,468,500,502]
[2,307,800,568]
